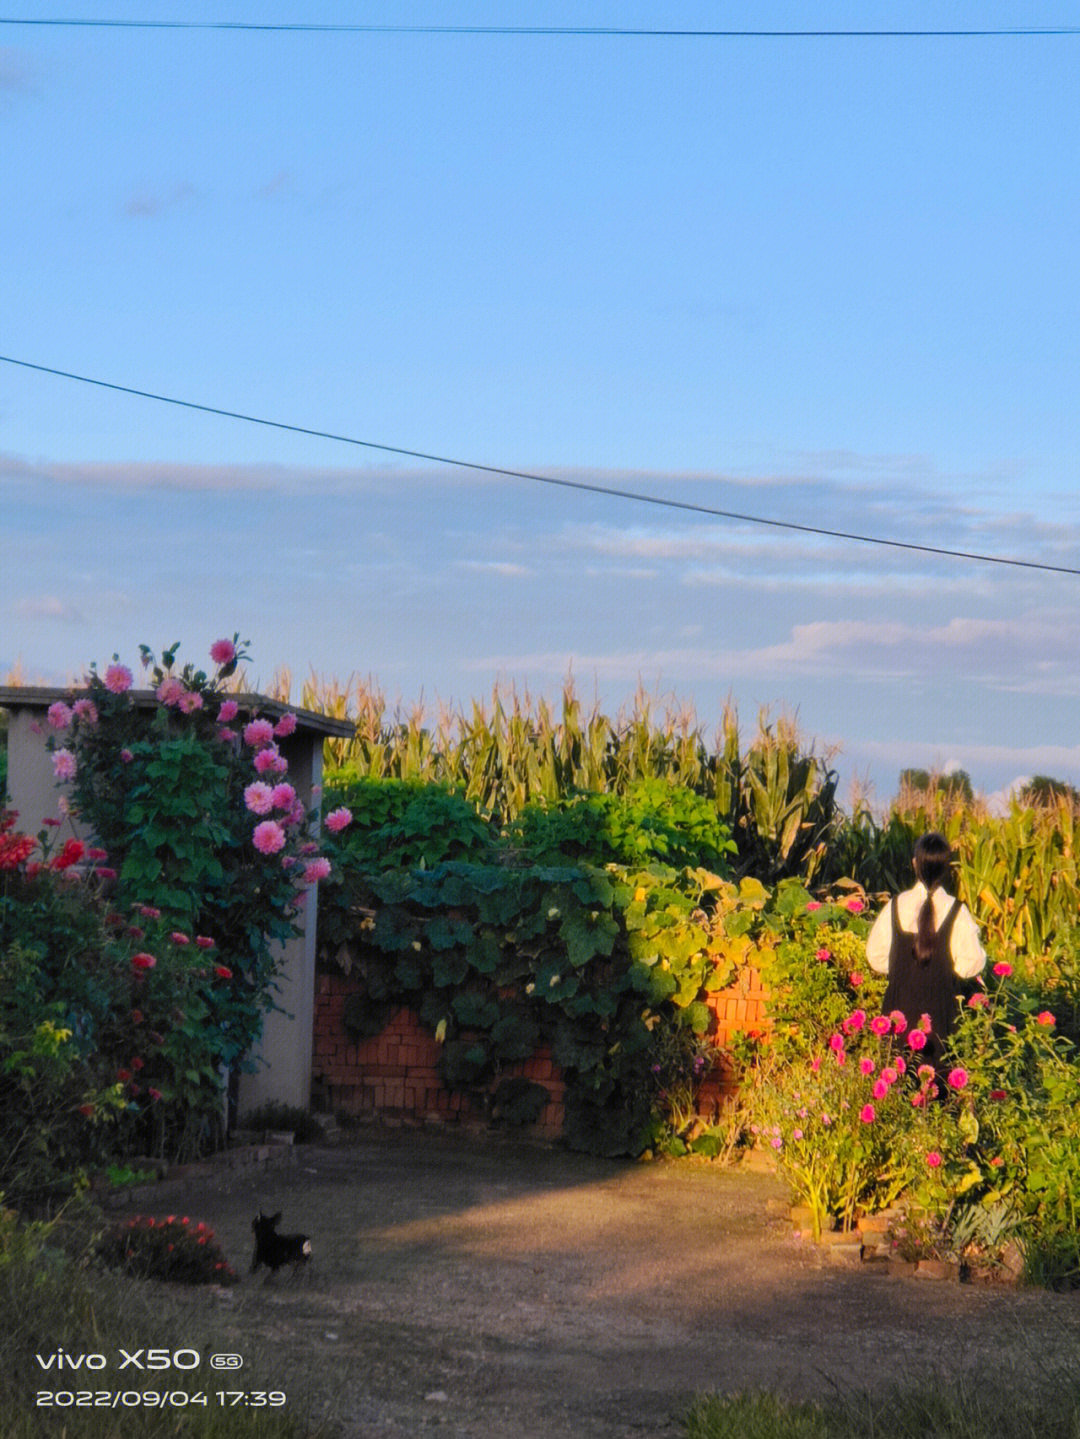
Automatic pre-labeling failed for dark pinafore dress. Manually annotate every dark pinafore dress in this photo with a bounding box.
[880,892,962,1069]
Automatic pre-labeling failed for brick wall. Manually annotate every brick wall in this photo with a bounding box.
[312,968,768,1140]
[312,975,567,1138]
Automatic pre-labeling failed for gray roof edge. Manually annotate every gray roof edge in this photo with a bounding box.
[0,686,355,738]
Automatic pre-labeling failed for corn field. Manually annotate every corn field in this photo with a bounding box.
[276,669,1080,986]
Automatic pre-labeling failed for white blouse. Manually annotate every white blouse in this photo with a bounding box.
[865,882,986,979]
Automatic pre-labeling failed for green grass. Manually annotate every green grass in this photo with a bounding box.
[684,1377,1080,1439]
[1,1198,328,1437]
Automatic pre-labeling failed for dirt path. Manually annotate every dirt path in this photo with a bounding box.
[132,1131,1080,1438]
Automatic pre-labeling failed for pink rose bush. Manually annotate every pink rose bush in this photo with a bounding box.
[29,633,339,1167]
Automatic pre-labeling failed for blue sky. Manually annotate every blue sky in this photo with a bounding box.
[3,1,1080,807]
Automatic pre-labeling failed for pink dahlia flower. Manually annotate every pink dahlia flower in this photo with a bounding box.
[244,782,274,815]
[178,690,204,714]
[72,698,98,723]
[157,677,185,707]
[218,699,239,723]
[926,1151,942,1168]
[210,638,237,666]
[252,819,286,855]
[47,701,72,729]
[947,1068,968,1090]
[302,857,332,884]
[273,712,298,738]
[253,747,284,775]
[52,748,77,781]
[993,961,1012,977]
[907,1029,927,1052]
[243,718,275,749]
[1036,1011,1055,1026]
[859,1104,876,1123]
[872,1078,889,1100]
[846,897,865,913]
[869,1015,891,1036]
[324,806,353,833]
[104,663,134,693]
[859,1058,875,1076]
[270,782,297,811]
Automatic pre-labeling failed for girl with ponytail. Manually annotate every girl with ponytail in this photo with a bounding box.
[865,832,985,1070]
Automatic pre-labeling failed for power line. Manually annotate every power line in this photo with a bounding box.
[2,352,1077,577]
[1,18,1079,36]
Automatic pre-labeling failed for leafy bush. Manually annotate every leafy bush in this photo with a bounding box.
[509,779,737,872]
[97,1212,239,1285]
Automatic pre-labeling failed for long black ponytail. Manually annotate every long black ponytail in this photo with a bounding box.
[912,831,952,963]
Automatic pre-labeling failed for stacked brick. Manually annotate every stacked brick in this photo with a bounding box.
[312,967,768,1141]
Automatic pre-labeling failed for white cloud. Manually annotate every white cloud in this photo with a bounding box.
[12,595,83,623]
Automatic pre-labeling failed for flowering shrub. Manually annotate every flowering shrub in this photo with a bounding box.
[750,893,1080,1275]
[2,637,341,1175]
[97,1212,239,1285]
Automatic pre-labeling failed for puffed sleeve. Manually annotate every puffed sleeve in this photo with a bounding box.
[950,904,986,978]
[865,902,893,974]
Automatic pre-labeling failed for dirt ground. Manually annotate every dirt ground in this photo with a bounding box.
[123,1130,1080,1439]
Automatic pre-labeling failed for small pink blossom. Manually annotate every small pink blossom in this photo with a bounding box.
[889,1010,908,1033]
[926,1151,942,1168]
[170,931,190,946]
[993,961,1012,977]
[72,698,98,724]
[845,1009,866,1032]
[869,1015,891,1036]
[254,746,285,775]
[120,748,134,764]
[104,663,134,693]
[828,1032,845,1052]
[881,1066,898,1084]
[136,904,161,919]
[252,819,287,855]
[210,638,237,666]
[270,782,297,810]
[195,935,215,949]
[157,677,185,707]
[809,1056,821,1072]
[178,689,203,714]
[302,857,332,884]
[846,897,865,913]
[894,1055,906,1075]
[52,748,77,781]
[792,1128,803,1141]
[244,781,274,815]
[131,952,156,971]
[243,718,275,749]
[324,806,353,833]
[967,992,988,1008]
[859,1104,876,1123]
[218,699,239,723]
[47,701,72,729]
[1036,1011,1055,1026]
[907,1029,927,1051]
[947,1067,968,1090]
[285,799,307,827]
[917,1013,933,1032]
[917,1064,936,1081]
[849,971,864,987]
[273,712,298,738]
[859,1057,875,1076]
[911,1092,926,1108]
[805,901,822,911]
[815,947,831,962]
[872,1078,889,1100]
